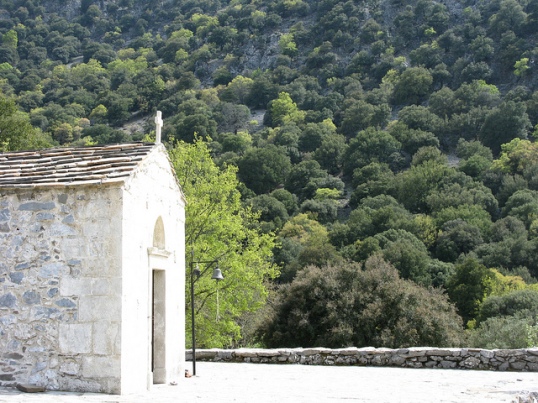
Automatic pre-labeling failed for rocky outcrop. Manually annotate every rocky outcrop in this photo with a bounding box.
[187,347,538,372]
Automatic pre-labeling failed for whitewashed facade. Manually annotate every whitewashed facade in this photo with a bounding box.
[0,142,186,394]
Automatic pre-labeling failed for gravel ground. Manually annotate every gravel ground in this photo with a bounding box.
[0,362,537,403]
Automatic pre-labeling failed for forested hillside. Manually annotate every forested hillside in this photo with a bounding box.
[1,0,538,349]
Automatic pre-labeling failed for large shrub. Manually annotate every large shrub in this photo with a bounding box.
[468,315,538,349]
[257,256,463,348]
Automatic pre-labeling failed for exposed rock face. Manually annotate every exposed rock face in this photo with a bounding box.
[188,347,538,372]
[38,0,175,21]
[39,0,82,20]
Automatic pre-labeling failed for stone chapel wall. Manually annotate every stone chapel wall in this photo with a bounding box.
[0,185,123,393]
[120,145,186,392]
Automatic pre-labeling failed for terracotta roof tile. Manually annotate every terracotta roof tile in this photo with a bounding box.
[0,143,156,188]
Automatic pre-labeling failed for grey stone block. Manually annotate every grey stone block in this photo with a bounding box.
[22,290,40,305]
[0,293,16,308]
[16,383,46,393]
[9,272,24,284]
[18,202,55,211]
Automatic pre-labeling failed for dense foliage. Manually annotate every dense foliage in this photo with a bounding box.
[170,138,278,348]
[0,94,51,151]
[2,0,538,348]
[257,256,464,348]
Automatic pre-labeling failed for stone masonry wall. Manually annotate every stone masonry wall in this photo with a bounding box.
[188,347,538,371]
[0,186,123,393]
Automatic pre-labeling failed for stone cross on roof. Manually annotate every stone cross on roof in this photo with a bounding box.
[155,111,163,144]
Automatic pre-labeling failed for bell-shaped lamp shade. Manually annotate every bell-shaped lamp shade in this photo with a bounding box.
[193,263,201,278]
[211,267,224,281]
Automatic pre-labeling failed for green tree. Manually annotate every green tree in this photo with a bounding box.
[435,219,484,262]
[340,100,391,138]
[374,229,432,285]
[468,315,537,348]
[272,123,301,154]
[392,160,456,213]
[132,69,165,112]
[426,181,498,218]
[278,32,298,57]
[477,289,538,324]
[209,26,238,51]
[345,196,417,243]
[257,256,463,348]
[170,138,278,348]
[398,105,443,134]
[247,74,279,109]
[409,42,442,68]
[478,240,538,278]
[237,145,292,194]
[247,194,289,233]
[215,102,251,134]
[446,258,495,325]
[219,131,252,154]
[267,92,305,127]
[220,76,253,105]
[350,162,395,207]
[427,259,455,289]
[89,104,108,123]
[503,189,538,229]
[165,98,218,142]
[52,122,74,144]
[0,45,19,65]
[453,80,500,112]
[212,66,232,86]
[2,30,18,48]
[392,67,433,105]
[456,139,493,178]
[514,58,530,76]
[299,198,338,224]
[313,132,347,175]
[82,124,126,144]
[299,120,334,153]
[388,122,439,157]
[470,36,495,62]
[456,139,493,161]
[479,101,531,155]
[271,189,298,216]
[343,128,401,176]
[492,138,538,175]
[284,159,328,201]
[99,92,132,125]
[488,0,527,36]
[0,95,50,151]
[275,213,339,282]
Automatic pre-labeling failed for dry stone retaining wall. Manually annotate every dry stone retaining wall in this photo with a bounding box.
[188,347,538,371]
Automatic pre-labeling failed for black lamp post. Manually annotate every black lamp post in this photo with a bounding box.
[190,257,224,376]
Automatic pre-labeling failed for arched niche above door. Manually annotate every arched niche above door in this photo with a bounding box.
[148,217,172,259]
[153,216,165,250]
